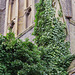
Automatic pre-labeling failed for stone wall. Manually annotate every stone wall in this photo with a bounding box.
[60,0,75,54]
[19,27,35,43]
[60,0,75,74]
[0,0,6,35]
[0,0,6,10]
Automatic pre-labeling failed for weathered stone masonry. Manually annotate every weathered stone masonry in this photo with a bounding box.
[0,0,6,35]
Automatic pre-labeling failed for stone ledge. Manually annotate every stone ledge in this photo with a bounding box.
[17,23,35,39]
[68,60,75,75]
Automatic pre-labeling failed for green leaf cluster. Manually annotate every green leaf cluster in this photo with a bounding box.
[0,32,47,75]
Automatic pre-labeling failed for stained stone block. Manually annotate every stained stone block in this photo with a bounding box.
[68,60,75,75]
[72,73,75,75]
[0,0,6,10]
[65,0,72,18]
[0,0,6,35]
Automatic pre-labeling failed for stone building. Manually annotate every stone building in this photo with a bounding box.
[0,0,75,74]
[2,0,75,54]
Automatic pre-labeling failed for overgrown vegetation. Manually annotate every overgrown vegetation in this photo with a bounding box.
[0,32,46,75]
[0,0,75,75]
[33,0,75,74]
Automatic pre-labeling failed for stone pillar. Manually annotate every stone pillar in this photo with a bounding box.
[15,0,18,37]
[4,0,9,36]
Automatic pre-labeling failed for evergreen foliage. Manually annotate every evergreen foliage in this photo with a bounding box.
[0,0,75,75]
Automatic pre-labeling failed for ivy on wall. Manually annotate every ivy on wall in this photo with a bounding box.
[33,0,75,74]
[0,0,75,75]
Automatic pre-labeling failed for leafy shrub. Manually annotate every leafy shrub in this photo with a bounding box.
[0,32,47,75]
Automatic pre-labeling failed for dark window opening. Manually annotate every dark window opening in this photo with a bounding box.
[26,7,31,16]
[11,0,14,4]
[10,20,15,29]
[26,7,32,28]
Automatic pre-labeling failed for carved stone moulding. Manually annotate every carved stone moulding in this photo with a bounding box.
[68,60,75,75]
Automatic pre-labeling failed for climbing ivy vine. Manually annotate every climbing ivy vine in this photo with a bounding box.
[33,0,75,74]
[0,0,75,75]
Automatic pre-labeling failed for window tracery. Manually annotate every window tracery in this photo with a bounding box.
[5,0,39,36]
